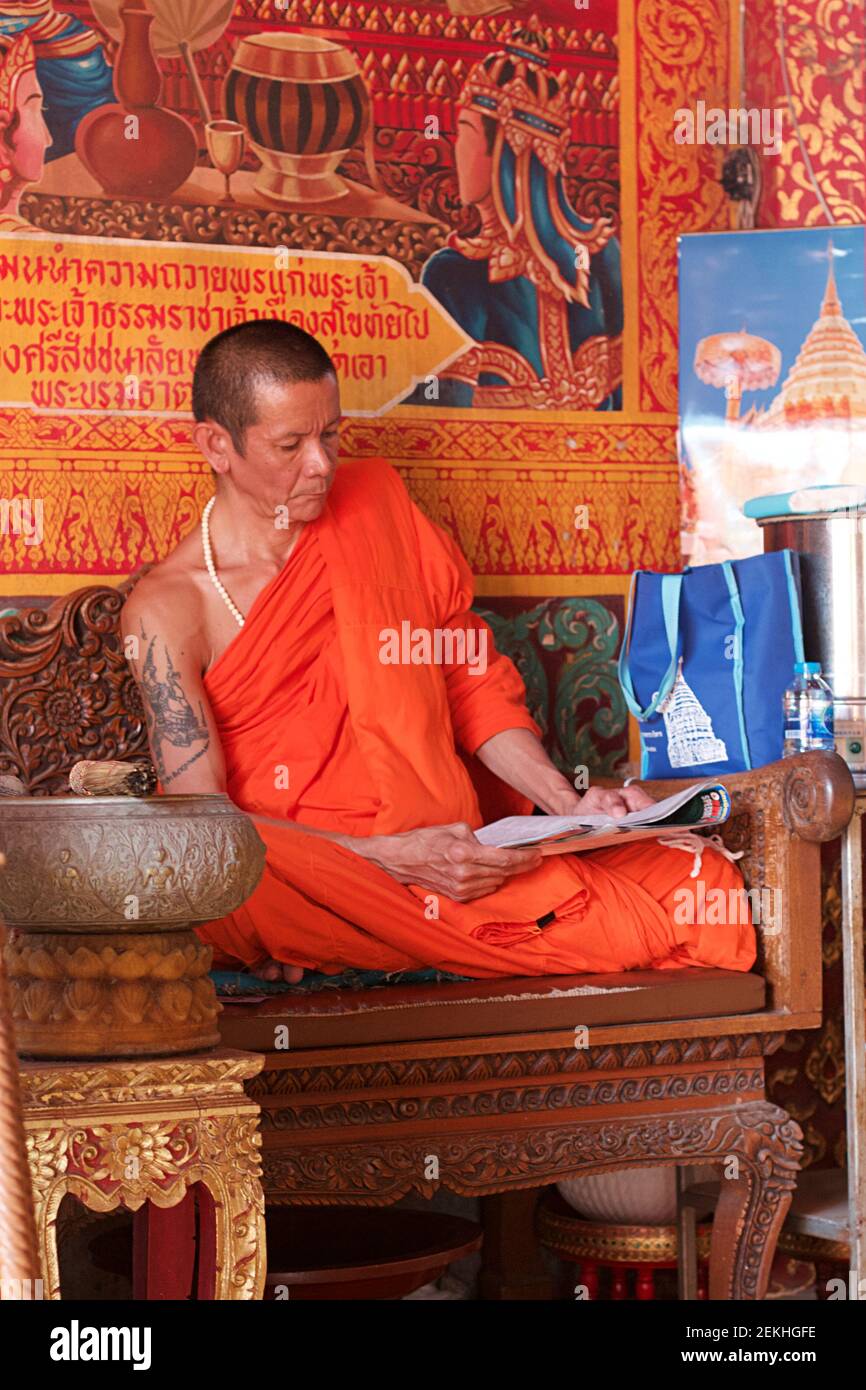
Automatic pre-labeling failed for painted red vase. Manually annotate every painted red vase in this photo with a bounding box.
[75,7,198,199]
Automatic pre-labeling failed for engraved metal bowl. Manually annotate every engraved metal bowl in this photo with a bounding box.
[0,795,265,1058]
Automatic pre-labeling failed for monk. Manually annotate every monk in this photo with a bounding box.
[122,320,756,984]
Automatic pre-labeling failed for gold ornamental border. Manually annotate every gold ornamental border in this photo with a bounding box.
[538,1203,713,1264]
[776,1229,849,1264]
[32,1157,266,1301]
[18,1049,264,1109]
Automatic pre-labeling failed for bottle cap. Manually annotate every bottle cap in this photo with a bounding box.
[794,661,821,674]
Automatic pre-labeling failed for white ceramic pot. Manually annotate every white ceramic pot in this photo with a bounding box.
[556,1168,680,1225]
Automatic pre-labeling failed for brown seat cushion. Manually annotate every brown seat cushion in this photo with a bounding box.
[218,967,765,1049]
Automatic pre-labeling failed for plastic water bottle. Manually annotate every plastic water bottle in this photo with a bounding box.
[782,662,835,756]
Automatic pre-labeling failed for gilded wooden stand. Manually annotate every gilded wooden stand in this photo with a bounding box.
[537,1188,712,1300]
[20,1049,266,1300]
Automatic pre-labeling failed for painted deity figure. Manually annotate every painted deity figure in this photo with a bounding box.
[0,1,114,160]
[0,29,51,233]
[408,27,622,410]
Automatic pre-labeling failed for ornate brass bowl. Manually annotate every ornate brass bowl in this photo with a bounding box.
[0,795,265,1059]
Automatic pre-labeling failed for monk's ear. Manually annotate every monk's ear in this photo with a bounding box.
[192,420,233,476]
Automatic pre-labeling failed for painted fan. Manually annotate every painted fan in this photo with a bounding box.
[90,0,235,122]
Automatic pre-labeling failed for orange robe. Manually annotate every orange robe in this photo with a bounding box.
[197,460,755,979]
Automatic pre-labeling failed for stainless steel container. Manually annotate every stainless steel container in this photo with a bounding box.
[759,509,866,771]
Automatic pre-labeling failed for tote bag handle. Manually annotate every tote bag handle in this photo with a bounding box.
[618,571,683,720]
[721,560,752,771]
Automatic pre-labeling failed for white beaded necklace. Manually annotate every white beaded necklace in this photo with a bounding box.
[201,496,245,628]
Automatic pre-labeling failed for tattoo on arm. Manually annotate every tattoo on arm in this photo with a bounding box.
[137,629,209,785]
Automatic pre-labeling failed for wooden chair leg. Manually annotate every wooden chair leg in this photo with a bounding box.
[676,1164,699,1301]
[479,1189,554,1300]
[708,1105,800,1300]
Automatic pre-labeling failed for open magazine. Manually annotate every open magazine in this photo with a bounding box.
[475,781,732,857]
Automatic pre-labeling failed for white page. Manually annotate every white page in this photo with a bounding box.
[475,779,723,849]
[475,815,593,848]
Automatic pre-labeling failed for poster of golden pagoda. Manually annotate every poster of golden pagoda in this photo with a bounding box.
[679,227,866,563]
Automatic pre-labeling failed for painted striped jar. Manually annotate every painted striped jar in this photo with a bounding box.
[225,32,369,204]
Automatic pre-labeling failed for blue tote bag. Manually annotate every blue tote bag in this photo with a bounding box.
[617,551,805,778]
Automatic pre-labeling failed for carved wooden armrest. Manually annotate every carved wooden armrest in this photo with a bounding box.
[636,752,855,1018]
[641,751,854,844]
[774,751,855,842]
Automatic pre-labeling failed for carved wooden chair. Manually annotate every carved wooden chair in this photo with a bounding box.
[0,584,854,1299]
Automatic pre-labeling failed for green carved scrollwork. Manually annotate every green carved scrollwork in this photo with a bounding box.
[476,606,550,742]
[474,598,628,779]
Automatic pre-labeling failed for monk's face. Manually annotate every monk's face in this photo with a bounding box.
[235,374,341,522]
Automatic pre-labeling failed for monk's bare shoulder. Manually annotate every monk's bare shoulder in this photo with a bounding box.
[121,529,207,657]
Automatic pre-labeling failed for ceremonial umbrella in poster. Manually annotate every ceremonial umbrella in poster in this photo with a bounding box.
[694,331,781,420]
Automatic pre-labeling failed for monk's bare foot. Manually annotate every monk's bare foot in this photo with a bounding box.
[255,959,304,984]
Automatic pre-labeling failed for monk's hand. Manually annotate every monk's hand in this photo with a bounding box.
[573,784,655,819]
[357,823,543,903]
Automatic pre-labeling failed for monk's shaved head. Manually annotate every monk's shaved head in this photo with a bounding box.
[192,319,335,455]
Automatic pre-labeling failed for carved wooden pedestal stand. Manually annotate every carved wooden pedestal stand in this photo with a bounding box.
[20,1049,267,1299]
[0,795,270,1300]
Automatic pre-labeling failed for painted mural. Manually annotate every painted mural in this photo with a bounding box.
[746,0,865,230]
[0,0,736,609]
[3,6,625,400]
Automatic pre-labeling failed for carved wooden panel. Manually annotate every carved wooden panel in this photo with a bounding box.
[252,1032,775,1098]
[253,1032,772,1137]
[0,586,147,794]
[21,1051,266,1300]
[261,1099,801,1300]
[259,1066,765,1132]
